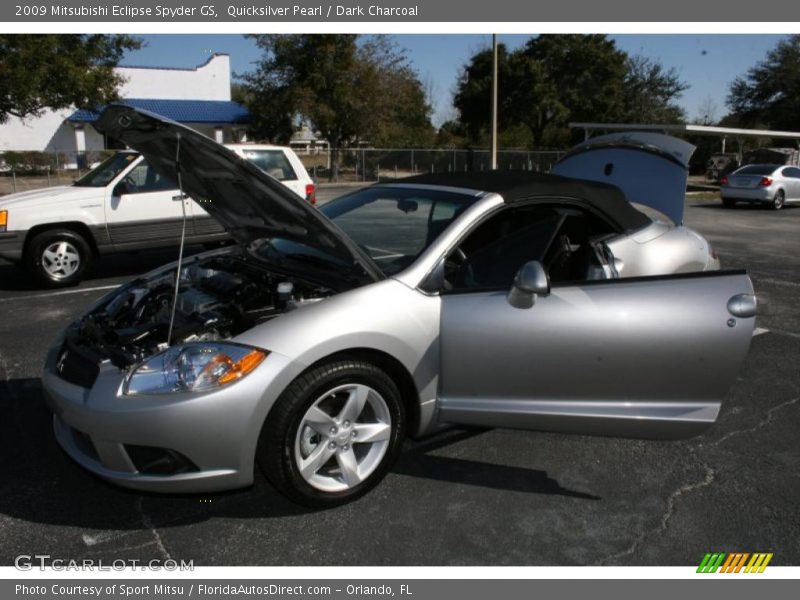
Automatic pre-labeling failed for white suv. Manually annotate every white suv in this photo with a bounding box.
[0,144,315,286]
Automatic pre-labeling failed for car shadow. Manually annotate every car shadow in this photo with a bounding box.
[0,376,599,543]
[394,429,601,500]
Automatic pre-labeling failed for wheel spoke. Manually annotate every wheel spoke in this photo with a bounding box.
[352,422,391,443]
[298,442,335,479]
[336,448,361,487]
[338,385,369,423]
[57,241,68,255]
[303,406,337,436]
[43,249,58,263]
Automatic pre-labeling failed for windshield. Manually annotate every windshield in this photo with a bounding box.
[74,152,139,187]
[735,164,780,176]
[319,187,478,275]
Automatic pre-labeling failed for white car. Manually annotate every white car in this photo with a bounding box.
[0,144,315,286]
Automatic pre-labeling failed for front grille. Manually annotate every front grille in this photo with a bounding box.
[55,341,101,388]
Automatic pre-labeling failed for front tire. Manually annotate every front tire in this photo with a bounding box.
[25,229,92,287]
[257,359,405,507]
[772,190,785,210]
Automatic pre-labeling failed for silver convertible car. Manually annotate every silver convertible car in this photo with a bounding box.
[43,107,756,506]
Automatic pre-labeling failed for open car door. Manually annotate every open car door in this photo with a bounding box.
[437,268,755,439]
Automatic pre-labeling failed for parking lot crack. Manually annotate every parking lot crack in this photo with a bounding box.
[709,396,799,448]
[136,496,172,561]
[597,397,798,565]
[595,456,715,565]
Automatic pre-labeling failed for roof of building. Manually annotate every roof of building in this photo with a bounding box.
[68,98,250,125]
[117,53,230,72]
[395,170,651,232]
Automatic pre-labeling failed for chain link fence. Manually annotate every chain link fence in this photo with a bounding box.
[1,147,566,196]
[0,150,115,195]
[299,148,566,183]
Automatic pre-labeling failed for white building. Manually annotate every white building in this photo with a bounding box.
[0,53,249,164]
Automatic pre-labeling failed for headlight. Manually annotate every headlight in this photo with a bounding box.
[123,343,267,396]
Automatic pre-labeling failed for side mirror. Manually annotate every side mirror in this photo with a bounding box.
[507,260,550,309]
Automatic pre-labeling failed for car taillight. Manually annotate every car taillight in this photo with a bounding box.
[759,177,773,186]
[720,176,728,185]
[305,183,316,205]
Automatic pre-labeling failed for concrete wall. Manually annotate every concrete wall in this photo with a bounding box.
[116,54,231,101]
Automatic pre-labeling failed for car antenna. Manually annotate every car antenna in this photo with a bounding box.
[167,132,188,347]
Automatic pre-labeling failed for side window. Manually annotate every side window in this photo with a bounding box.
[785,167,800,178]
[241,150,298,181]
[443,203,617,292]
[121,161,176,194]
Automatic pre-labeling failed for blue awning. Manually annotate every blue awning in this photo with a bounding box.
[69,99,250,125]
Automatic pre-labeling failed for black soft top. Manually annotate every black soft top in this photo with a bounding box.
[394,170,651,232]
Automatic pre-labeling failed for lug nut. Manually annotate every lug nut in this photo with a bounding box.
[328,442,336,450]
[344,420,350,428]
[351,431,357,438]
[342,444,349,452]
[330,426,338,435]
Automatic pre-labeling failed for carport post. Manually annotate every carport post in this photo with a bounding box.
[721,136,726,154]
[11,170,16,193]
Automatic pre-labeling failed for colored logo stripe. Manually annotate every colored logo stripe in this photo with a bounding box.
[697,552,773,573]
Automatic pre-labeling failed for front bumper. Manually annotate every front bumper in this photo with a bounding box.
[42,343,304,493]
[0,231,24,261]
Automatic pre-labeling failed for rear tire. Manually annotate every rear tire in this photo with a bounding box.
[772,190,785,210]
[722,198,737,208]
[25,229,92,287]
[257,358,405,507]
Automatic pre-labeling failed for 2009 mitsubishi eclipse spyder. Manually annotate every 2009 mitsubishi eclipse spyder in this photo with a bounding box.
[43,107,756,506]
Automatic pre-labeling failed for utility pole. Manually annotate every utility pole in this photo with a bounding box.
[490,34,499,170]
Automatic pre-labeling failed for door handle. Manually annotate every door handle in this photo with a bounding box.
[727,293,757,318]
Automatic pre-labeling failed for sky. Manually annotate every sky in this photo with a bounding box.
[122,34,788,127]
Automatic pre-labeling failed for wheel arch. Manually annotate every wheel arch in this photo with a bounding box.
[23,221,100,258]
[289,348,422,438]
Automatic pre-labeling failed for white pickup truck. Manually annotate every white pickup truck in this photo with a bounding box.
[0,144,315,286]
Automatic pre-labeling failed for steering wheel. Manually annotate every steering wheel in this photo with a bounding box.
[120,175,139,194]
[443,246,475,289]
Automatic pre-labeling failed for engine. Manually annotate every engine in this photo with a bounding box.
[65,254,334,368]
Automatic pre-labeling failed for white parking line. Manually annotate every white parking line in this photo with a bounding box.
[753,327,770,336]
[0,284,119,303]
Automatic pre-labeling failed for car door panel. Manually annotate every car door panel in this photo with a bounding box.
[437,270,755,439]
[105,159,190,249]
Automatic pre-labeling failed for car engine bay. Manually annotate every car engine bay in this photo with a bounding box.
[60,253,336,372]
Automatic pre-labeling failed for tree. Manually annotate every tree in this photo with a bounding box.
[726,35,800,131]
[242,34,434,175]
[0,34,141,123]
[621,55,687,124]
[453,35,688,148]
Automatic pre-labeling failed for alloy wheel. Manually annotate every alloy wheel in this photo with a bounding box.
[294,383,392,492]
[41,241,81,279]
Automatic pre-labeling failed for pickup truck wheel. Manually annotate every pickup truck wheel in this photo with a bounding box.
[26,229,91,287]
[257,359,405,507]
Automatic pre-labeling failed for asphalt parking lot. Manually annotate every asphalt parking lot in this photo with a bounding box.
[0,186,798,566]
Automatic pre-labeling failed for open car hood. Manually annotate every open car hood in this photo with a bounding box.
[93,105,381,281]
[551,132,696,224]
